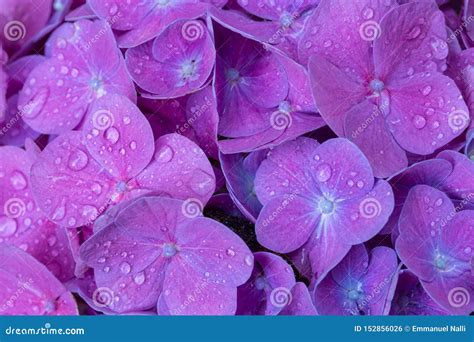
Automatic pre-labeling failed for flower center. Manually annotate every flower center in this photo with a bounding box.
[157,0,171,7]
[89,76,106,98]
[278,101,292,114]
[115,181,128,193]
[181,60,198,80]
[434,253,447,270]
[348,289,361,300]
[163,243,178,257]
[369,79,384,93]
[318,197,335,214]
[226,68,240,84]
[254,276,267,290]
[280,12,294,28]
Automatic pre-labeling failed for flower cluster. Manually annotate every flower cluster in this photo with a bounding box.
[0,0,472,316]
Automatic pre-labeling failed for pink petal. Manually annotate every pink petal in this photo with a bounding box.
[374,1,448,80]
[0,244,77,315]
[81,94,155,180]
[344,99,408,178]
[386,72,469,155]
[30,131,115,227]
[135,133,215,205]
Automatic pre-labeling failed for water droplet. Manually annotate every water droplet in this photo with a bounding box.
[362,7,374,19]
[413,115,426,129]
[52,206,66,221]
[0,216,17,237]
[155,145,174,163]
[120,262,131,274]
[244,255,253,266]
[105,127,120,144]
[226,248,235,257]
[47,235,57,247]
[315,163,332,182]
[97,257,106,263]
[68,149,89,171]
[421,85,432,96]
[133,272,145,285]
[407,26,421,39]
[109,4,118,15]
[10,170,27,190]
[24,87,49,119]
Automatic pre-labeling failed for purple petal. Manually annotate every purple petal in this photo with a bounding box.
[30,131,115,227]
[126,19,215,98]
[0,244,77,315]
[81,94,155,180]
[386,72,469,155]
[344,99,408,178]
[279,282,318,316]
[135,133,215,205]
[374,1,448,79]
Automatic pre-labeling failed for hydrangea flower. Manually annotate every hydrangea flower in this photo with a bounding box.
[0,244,78,315]
[396,185,474,314]
[219,149,266,222]
[0,144,77,281]
[390,270,448,315]
[210,0,318,60]
[30,94,215,228]
[255,137,394,280]
[139,85,219,159]
[79,196,254,314]
[87,0,218,48]
[125,19,215,98]
[385,150,474,237]
[216,28,324,153]
[18,19,136,134]
[314,244,398,315]
[236,252,295,315]
[303,0,469,177]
